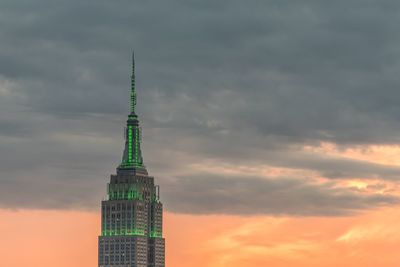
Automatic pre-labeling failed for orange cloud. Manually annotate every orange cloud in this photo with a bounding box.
[2,208,400,267]
[165,209,400,267]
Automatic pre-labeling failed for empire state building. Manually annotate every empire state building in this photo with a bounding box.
[98,52,165,267]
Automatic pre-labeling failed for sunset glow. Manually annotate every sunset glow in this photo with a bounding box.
[3,207,400,267]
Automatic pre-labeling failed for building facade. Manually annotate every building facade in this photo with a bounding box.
[98,53,165,267]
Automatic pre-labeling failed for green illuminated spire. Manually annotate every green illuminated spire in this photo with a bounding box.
[119,51,144,170]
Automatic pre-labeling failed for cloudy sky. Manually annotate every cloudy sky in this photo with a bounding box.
[1,1,400,266]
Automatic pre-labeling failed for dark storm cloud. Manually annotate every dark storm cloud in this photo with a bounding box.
[1,0,400,213]
[163,174,399,216]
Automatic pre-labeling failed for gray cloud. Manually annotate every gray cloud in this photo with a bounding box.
[1,0,400,214]
[163,174,399,216]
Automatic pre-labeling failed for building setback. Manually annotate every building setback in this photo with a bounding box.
[98,52,165,267]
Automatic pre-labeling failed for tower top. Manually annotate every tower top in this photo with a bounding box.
[118,51,145,171]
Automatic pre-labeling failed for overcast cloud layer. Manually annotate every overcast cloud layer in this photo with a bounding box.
[1,0,400,215]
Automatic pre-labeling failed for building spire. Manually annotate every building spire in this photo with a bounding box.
[130,50,137,114]
[119,51,145,171]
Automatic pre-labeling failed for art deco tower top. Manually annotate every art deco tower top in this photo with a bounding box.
[119,51,145,172]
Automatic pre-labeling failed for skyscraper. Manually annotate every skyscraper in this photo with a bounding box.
[98,52,165,267]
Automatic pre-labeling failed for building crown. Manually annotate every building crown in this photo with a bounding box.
[118,51,145,171]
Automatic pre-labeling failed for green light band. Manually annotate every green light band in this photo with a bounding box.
[101,229,145,237]
[107,184,143,201]
[150,231,162,238]
[135,127,141,165]
[128,126,133,163]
